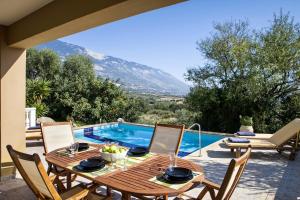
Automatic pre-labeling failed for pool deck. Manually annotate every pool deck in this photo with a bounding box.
[0,139,299,200]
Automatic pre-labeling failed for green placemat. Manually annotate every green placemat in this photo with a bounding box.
[127,153,155,163]
[67,163,116,178]
[149,172,202,190]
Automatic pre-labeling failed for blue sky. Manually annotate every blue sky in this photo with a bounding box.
[61,0,300,83]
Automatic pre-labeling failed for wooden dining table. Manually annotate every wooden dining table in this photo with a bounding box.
[46,144,204,200]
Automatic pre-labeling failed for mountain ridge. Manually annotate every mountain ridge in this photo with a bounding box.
[36,40,189,96]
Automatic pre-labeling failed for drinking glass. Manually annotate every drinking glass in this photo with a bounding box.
[122,154,128,171]
[69,142,79,157]
[169,152,177,169]
[109,153,116,170]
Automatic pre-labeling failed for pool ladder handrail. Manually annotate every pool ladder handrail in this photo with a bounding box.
[188,123,202,157]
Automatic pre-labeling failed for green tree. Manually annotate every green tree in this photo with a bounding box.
[26,48,61,117]
[252,12,300,131]
[186,12,300,133]
[26,79,51,116]
[50,55,144,124]
[26,48,60,80]
[26,50,146,124]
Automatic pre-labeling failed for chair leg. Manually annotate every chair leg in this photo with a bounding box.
[277,149,282,154]
[197,186,209,199]
[52,176,66,192]
[208,188,216,199]
[235,148,241,157]
[289,150,296,161]
[295,132,300,150]
[71,174,77,182]
[47,163,52,175]
[155,195,168,200]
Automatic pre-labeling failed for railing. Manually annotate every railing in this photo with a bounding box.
[188,123,202,156]
[25,107,36,128]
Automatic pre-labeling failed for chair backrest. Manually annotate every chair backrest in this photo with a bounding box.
[217,147,251,200]
[269,118,300,146]
[148,123,185,155]
[41,122,74,153]
[6,145,61,200]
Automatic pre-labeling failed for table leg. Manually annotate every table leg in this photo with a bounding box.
[107,187,112,197]
[122,192,131,200]
[66,172,72,189]
[47,163,52,175]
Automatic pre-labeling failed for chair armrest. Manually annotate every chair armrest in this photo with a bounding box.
[202,179,221,190]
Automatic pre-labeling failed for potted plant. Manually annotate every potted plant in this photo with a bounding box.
[239,115,254,132]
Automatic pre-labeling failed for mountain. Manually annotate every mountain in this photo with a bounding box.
[36,40,190,96]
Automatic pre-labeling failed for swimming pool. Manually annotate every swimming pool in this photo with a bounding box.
[74,123,224,157]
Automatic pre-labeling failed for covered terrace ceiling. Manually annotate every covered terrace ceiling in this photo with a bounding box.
[0,0,186,49]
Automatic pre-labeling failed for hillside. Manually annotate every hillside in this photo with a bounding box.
[36,40,189,96]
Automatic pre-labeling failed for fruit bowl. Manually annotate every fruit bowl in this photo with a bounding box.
[99,145,128,162]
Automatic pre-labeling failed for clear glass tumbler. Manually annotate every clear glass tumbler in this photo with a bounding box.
[122,155,128,171]
[69,142,79,157]
[169,152,177,169]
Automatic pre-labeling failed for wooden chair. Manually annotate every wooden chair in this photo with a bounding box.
[149,123,185,156]
[41,122,76,189]
[6,145,105,200]
[224,118,300,160]
[196,147,251,200]
[130,124,185,200]
[41,122,75,153]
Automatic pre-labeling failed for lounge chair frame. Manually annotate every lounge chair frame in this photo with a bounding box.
[228,131,300,160]
[226,119,300,160]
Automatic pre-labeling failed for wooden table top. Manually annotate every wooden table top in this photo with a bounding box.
[46,144,204,196]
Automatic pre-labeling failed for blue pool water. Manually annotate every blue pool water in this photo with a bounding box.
[74,123,224,156]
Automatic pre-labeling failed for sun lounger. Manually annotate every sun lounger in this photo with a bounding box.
[25,128,42,140]
[235,133,273,139]
[224,118,300,160]
[228,137,250,143]
[235,130,272,139]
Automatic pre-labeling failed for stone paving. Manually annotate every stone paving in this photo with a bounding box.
[0,139,299,200]
[184,141,300,200]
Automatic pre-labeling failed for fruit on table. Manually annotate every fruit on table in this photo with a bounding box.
[102,145,127,153]
[103,146,110,152]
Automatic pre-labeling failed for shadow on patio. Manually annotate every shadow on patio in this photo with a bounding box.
[185,140,300,200]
